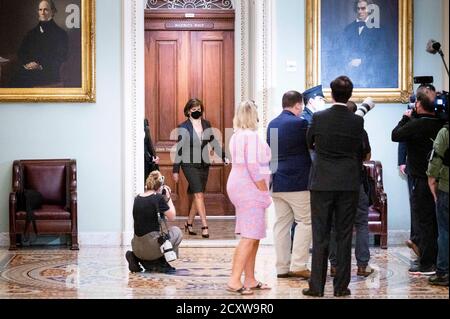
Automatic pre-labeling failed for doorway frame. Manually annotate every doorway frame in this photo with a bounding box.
[121,0,275,244]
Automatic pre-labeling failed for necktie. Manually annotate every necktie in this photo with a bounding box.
[356,21,366,28]
[356,21,366,35]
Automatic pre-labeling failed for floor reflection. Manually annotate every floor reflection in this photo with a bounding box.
[0,245,448,299]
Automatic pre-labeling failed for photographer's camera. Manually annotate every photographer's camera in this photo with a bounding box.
[158,234,177,262]
[409,76,448,120]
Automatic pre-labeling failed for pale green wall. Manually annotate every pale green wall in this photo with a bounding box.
[274,0,447,230]
[0,0,447,235]
[0,0,122,233]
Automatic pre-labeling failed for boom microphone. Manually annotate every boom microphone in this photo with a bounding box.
[426,39,449,77]
[426,39,441,55]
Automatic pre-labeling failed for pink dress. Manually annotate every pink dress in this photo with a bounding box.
[227,129,272,240]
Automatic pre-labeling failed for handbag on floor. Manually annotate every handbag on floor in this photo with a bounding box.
[17,189,43,242]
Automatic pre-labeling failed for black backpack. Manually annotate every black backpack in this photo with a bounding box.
[443,148,449,166]
[17,189,43,242]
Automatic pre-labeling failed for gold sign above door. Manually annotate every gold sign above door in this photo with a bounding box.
[165,22,215,30]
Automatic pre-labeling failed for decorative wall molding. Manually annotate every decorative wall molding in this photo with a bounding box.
[237,0,249,103]
[252,0,270,131]
[123,0,146,245]
[443,0,449,91]
[146,0,234,10]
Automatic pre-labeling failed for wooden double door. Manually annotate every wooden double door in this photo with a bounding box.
[145,10,235,216]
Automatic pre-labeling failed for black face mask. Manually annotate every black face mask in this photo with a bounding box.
[191,111,202,119]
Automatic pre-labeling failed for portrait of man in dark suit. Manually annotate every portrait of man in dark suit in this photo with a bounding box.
[0,0,82,89]
[9,0,68,88]
[321,0,399,89]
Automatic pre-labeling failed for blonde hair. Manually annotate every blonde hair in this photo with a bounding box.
[233,100,259,131]
[145,171,164,191]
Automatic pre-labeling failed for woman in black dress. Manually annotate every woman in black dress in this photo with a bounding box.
[173,98,227,238]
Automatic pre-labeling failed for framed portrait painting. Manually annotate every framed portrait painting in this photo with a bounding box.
[0,0,95,102]
[306,0,413,102]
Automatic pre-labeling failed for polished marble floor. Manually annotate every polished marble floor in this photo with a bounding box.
[172,219,237,240]
[0,244,448,299]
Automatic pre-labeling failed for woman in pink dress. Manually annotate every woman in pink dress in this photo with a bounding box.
[226,100,272,295]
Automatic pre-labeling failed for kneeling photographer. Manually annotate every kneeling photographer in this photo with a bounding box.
[392,86,446,275]
[126,171,182,274]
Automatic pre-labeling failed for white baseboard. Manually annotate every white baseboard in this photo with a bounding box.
[0,232,122,247]
[0,232,9,247]
[387,230,410,246]
[122,231,133,245]
[79,232,122,246]
[0,230,411,248]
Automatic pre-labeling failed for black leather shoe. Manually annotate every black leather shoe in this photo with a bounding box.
[334,288,351,297]
[140,259,161,272]
[125,251,143,273]
[156,258,177,274]
[157,264,177,274]
[302,288,324,297]
[429,274,449,286]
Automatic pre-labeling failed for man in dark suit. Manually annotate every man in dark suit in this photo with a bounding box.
[10,0,68,88]
[303,76,369,297]
[340,0,392,88]
[267,91,312,279]
[288,85,325,250]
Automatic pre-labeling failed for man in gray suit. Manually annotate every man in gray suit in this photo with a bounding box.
[303,76,370,297]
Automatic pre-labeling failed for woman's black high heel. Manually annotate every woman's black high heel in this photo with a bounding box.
[201,226,209,239]
[184,222,197,235]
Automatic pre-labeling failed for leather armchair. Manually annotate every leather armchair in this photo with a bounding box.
[9,159,78,250]
[364,160,388,249]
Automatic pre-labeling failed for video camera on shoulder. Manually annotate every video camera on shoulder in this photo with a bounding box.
[408,76,449,119]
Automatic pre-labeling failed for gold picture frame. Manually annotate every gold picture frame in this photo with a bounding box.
[306,0,413,103]
[0,0,95,102]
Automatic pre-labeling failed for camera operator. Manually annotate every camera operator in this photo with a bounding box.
[427,123,449,286]
[125,171,182,274]
[392,87,445,275]
[398,84,437,260]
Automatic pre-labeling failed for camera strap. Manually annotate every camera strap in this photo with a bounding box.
[156,206,171,240]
